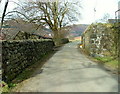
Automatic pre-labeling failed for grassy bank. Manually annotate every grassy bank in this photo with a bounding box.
[78,45,118,73]
[95,56,118,70]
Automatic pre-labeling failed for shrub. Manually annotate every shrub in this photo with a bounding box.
[60,38,69,44]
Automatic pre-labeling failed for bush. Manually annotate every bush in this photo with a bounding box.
[53,38,69,46]
[60,38,69,44]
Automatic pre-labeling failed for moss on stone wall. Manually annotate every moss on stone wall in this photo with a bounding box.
[1,39,54,83]
[82,23,117,57]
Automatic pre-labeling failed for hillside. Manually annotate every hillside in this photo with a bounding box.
[63,24,89,38]
[70,24,89,36]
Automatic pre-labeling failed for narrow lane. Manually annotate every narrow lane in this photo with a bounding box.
[15,41,118,92]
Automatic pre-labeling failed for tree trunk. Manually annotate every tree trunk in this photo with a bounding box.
[52,28,62,46]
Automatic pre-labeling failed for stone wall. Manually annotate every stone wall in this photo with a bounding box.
[82,23,115,57]
[13,31,52,40]
[1,39,55,83]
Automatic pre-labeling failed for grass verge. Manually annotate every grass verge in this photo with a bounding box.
[78,46,118,73]
[95,56,118,70]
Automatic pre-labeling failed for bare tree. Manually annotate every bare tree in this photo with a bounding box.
[0,0,9,32]
[9,0,81,45]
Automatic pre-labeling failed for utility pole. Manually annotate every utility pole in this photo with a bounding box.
[115,1,120,22]
[115,9,120,22]
[0,0,9,32]
[93,0,97,22]
[94,8,96,22]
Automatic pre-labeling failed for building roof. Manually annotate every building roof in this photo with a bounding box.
[1,19,53,40]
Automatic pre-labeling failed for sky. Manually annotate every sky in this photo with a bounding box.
[0,0,120,24]
[79,0,119,24]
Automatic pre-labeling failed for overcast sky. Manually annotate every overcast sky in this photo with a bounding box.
[0,0,119,24]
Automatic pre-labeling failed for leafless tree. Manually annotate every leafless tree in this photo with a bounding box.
[0,0,9,32]
[8,0,81,45]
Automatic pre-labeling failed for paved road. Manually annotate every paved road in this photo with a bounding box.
[14,41,118,92]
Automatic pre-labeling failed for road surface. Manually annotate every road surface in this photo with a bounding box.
[14,41,118,92]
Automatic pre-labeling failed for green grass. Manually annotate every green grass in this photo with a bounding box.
[1,81,9,93]
[95,56,113,62]
[79,47,118,71]
[104,60,118,69]
[95,56,118,69]
[0,81,17,93]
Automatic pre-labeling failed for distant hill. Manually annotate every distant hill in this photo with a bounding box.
[62,24,89,38]
[36,24,89,38]
[70,24,89,37]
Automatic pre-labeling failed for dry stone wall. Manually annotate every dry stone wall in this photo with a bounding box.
[82,23,115,57]
[1,39,54,83]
